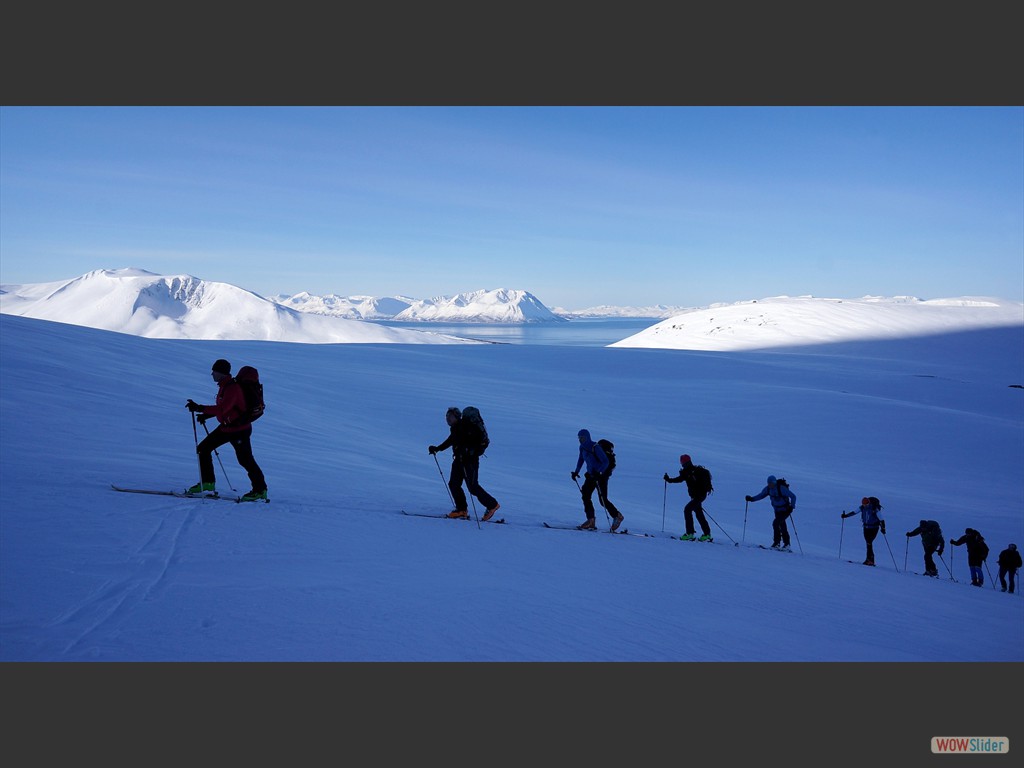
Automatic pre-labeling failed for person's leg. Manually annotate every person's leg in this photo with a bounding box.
[864,527,878,563]
[195,427,232,487]
[581,474,597,518]
[463,456,497,510]
[683,499,697,536]
[229,431,266,492]
[448,458,468,511]
[694,502,711,538]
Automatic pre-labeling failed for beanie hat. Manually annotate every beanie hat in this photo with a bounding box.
[212,359,231,375]
[680,454,691,465]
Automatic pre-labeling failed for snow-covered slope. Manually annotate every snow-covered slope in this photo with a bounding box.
[610,295,1024,351]
[0,269,477,344]
[393,288,567,323]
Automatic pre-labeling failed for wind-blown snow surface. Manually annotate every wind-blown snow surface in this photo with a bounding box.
[611,295,1024,350]
[2,308,1022,666]
[0,268,476,344]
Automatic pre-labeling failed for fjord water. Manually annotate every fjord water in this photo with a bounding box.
[377,317,660,345]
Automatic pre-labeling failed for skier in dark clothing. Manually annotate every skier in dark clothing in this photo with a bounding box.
[593,438,624,532]
[997,543,1021,593]
[841,496,885,565]
[950,528,990,587]
[664,454,712,542]
[186,358,267,502]
[429,406,500,521]
[571,429,615,530]
[906,520,944,577]
[746,475,796,550]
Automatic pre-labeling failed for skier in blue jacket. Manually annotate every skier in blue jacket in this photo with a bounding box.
[571,429,611,530]
[841,496,885,565]
[746,475,797,550]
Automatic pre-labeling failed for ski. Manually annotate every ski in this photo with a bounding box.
[111,484,241,502]
[755,544,794,553]
[401,510,505,524]
[542,522,648,536]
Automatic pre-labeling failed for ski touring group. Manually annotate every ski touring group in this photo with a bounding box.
[126,358,1020,595]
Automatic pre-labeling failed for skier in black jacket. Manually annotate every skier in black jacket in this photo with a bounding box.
[951,528,990,587]
[664,454,712,542]
[997,543,1021,593]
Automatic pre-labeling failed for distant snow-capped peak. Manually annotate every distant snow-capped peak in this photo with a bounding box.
[394,288,566,323]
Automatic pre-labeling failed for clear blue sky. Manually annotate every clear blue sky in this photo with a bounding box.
[1,106,1021,309]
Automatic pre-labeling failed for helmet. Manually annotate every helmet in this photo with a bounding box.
[767,475,777,485]
[680,454,691,465]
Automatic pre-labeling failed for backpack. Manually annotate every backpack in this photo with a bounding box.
[596,439,616,473]
[693,465,714,495]
[235,366,265,423]
[921,520,942,544]
[976,535,989,561]
[774,477,791,509]
[461,406,489,455]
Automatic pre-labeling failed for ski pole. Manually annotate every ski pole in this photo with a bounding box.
[191,412,203,489]
[201,418,236,492]
[881,531,900,573]
[662,479,667,533]
[432,452,457,509]
[984,560,996,589]
[789,512,803,554]
[904,536,909,572]
[742,500,748,544]
[938,551,955,581]
[595,478,611,527]
[839,511,846,560]
[702,507,738,546]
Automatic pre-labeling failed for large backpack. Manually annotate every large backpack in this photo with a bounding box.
[461,406,489,455]
[596,439,616,474]
[235,366,265,424]
[693,465,714,496]
[774,477,791,510]
[921,520,942,546]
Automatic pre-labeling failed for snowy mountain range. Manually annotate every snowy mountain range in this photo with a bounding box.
[0,269,477,345]
[2,268,1022,350]
[275,287,566,323]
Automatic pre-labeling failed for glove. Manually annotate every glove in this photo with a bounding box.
[197,414,210,425]
[186,399,203,413]
[949,538,955,544]
[571,471,579,481]
[880,521,886,534]
[428,445,438,455]
[938,545,945,556]
[663,473,670,482]
[584,472,593,480]
[905,532,911,537]
[745,495,753,502]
